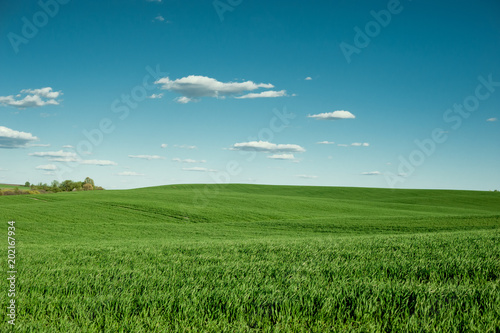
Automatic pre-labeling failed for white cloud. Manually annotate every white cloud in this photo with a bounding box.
[172,158,206,163]
[0,126,39,148]
[305,77,312,81]
[160,143,168,148]
[35,164,57,171]
[154,75,280,103]
[182,167,209,172]
[267,153,295,160]
[29,150,76,158]
[154,15,165,22]
[316,141,335,145]
[231,141,305,153]
[174,144,197,150]
[62,145,74,148]
[175,96,194,104]
[307,110,355,120]
[28,143,50,147]
[296,174,318,179]
[235,90,287,99]
[361,171,381,176]
[116,171,144,176]
[50,157,78,162]
[80,160,117,166]
[128,154,165,160]
[338,142,370,147]
[148,93,164,99]
[487,118,497,122]
[0,87,62,109]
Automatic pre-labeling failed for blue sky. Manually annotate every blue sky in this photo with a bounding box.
[0,0,499,190]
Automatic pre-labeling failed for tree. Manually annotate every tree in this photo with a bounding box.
[83,177,95,187]
[83,183,93,191]
[25,181,30,187]
[60,180,74,192]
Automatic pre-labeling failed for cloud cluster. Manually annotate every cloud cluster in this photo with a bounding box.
[29,150,117,165]
[231,141,305,153]
[154,75,285,103]
[0,126,39,149]
[0,87,62,109]
[308,110,355,120]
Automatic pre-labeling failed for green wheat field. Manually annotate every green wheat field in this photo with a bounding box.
[1,184,500,332]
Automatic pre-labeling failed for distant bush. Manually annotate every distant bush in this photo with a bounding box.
[83,183,93,191]
[28,190,40,195]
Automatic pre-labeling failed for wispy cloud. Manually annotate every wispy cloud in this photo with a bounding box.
[148,93,164,99]
[296,174,317,179]
[116,171,144,176]
[316,141,335,145]
[231,141,306,153]
[80,160,117,166]
[172,158,206,163]
[307,110,355,120]
[267,153,295,160]
[174,144,197,150]
[28,143,50,147]
[361,171,381,176]
[35,164,57,171]
[338,142,369,147]
[487,117,497,122]
[160,143,168,148]
[29,150,76,158]
[235,90,287,99]
[0,87,62,109]
[153,15,165,22]
[154,75,283,103]
[62,145,74,148]
[182,167,216,172]
[128,154,165,160]
[0,126,39,148]
[305,77,312,81]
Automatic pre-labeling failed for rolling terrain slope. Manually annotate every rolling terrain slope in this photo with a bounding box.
[1,184,499,332]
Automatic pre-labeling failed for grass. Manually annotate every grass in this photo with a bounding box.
[1,184,499,332]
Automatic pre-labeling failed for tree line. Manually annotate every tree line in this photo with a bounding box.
[1,177,104,196]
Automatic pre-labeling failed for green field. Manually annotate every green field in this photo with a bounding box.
[1,184,499,332]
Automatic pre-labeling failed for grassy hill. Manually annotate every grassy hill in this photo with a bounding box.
[1,184,499,332]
